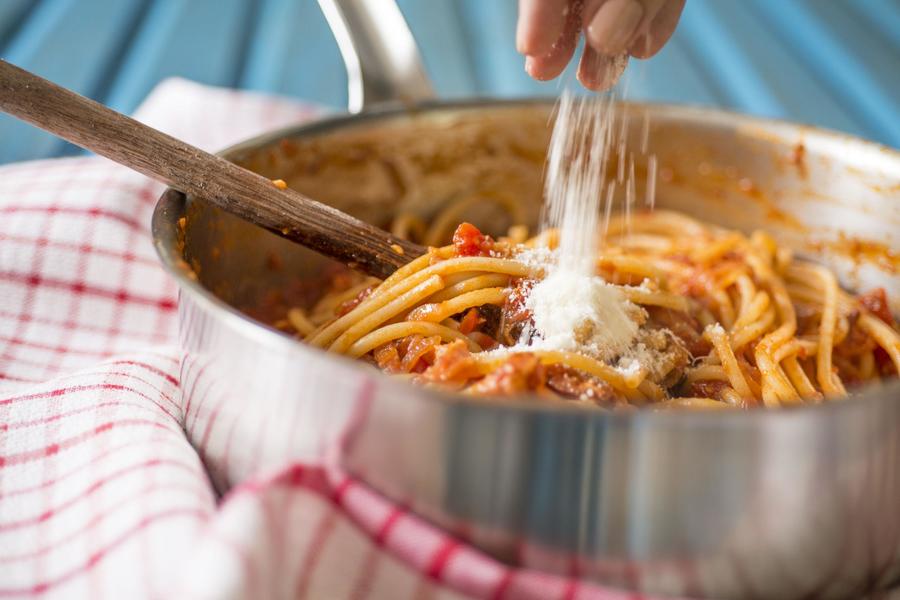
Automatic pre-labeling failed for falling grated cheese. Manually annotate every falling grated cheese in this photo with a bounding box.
[517,88,644,363]
[509,83,664,371]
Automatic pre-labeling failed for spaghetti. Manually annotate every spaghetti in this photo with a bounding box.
[281,210,900,409]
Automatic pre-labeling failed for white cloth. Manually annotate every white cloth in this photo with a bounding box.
[0,79,676,600]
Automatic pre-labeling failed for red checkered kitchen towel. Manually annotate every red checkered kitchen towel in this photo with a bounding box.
[0,79,696,600]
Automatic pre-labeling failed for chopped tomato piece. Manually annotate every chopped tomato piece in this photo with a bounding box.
[337,285,374,316]
[400,335,440,372]
[458,308,482,334]
[859,288,895,326]
[502,278,534,324]
[468,353,546,396]
[424,340,482,383]
[452,222,494,257]
[467,331,499,351]
[373,343,402,373]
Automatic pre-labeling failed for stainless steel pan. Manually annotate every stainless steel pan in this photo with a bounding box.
[152,1,900,597]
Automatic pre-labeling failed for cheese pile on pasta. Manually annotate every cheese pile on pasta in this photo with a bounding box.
[280,210,900,409]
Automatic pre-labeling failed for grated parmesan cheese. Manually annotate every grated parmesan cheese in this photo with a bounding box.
[526,268,640,362]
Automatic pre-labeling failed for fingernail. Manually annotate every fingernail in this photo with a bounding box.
[587,0,644,55]
[525,55,544,79]
[628,32,653,58]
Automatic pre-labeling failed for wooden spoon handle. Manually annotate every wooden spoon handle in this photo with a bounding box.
[0,59,424,279]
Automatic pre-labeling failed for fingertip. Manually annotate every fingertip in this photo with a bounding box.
[585,0,644,57]
[629,0,685,59]
[576,49,600,90]
[526,54,569,81]
[516,0,568,56]
[628,33,660,59]
[523,0,582,83]
[577,72,603,92]
[577,48,629,91]
[524,55,546,81]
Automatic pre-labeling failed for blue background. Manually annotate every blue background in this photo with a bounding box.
[1,0,898,164]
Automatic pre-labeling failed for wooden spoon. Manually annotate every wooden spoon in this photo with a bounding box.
[0,59,425,279]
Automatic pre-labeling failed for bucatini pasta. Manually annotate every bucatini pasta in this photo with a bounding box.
[276,208,900,410]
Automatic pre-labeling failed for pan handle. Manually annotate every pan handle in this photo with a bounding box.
[317,0,435,113]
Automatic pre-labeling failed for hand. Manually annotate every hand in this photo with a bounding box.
[517,0,686,90]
